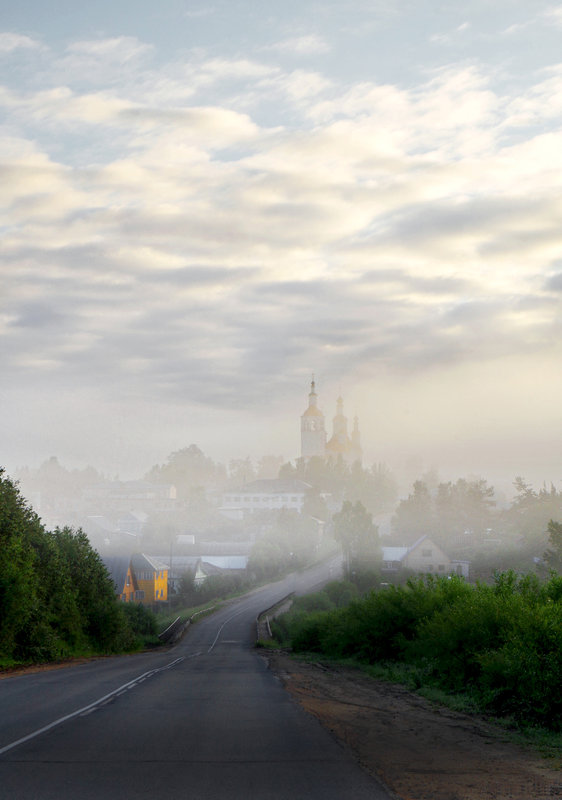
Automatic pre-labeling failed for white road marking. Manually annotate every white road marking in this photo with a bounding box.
[0,656,185,757]
[207,606,251,653]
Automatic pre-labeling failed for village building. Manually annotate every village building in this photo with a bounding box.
[221,478,312,518]
[381,535,469,579]
[105,553,169,604]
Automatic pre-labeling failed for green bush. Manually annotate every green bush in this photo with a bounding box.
[323,580,359,607]
[478,599,562,729]
[275,571,562,730]
[293,591,334,614]
[121,603,159,649]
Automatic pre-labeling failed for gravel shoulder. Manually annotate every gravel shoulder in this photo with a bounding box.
[265,650,562,800]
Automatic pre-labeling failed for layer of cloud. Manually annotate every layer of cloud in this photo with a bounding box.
[1,18,561,476]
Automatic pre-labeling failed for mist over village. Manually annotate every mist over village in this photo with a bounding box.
[1,3,562,792]
[11,377,562,594]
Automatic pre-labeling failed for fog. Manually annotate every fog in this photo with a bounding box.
[12,373,561,588]
[3,1,561,581]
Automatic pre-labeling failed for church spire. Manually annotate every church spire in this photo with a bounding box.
[308,376,318,408]
[301,377,326,459]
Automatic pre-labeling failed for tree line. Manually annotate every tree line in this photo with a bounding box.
[0,469,156,666]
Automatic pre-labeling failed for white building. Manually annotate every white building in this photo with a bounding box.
[220,478,313,517]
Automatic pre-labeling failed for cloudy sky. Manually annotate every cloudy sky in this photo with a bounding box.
[2,0,561,489]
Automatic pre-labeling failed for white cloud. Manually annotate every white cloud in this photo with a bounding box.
[2,21,562,480]
[542,5,562,26]
[65,36,154,63]
[0,32,41,53]
[267,34,330,56]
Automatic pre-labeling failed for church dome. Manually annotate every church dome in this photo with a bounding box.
[302,405,324,417]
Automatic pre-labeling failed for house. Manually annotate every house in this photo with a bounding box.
[104,555,145,603]
[382,535,467,578]
[130,553,169,603]
[117,511,148,538]
[157,555,212,593]
[156,554,249,593]
[104,553,169,603]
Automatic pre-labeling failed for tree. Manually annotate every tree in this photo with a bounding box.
[345,461,398,514]
[544,520,562,571]
[0,469,133,662]
[52,527,126,651]
[433,477,496,552]
[392,481,433,544]
[256,455,284,479]
[228,457,255,486]
[0,469,40,659]
[301,486,329,521]
[146,445,222,499]
[501,478,562,555]
[333,500,381,577]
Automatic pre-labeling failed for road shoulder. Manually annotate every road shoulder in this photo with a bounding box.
[265,651,561,800]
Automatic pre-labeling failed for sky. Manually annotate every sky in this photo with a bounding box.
[1,0,561,492]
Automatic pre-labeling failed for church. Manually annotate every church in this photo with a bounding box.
[300,380,362,464]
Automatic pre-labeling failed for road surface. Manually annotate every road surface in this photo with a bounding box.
[0,560,391,799]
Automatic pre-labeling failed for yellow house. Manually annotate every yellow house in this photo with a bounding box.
[130,553,168,603]
[104,555,144,603]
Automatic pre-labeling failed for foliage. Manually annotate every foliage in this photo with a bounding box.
[275,572,562,730]
[333,500,381,578]
[0,469,146,664]
[121,603,159,648]
[503,480,562,555]
[15,457,102,510]
[392,480,434,544]
[176,569,249,606]
[0,470,43,658]
[544,519,562,571]
[145,444,225,499]
[392,477,496,551]
[279,457,397,513]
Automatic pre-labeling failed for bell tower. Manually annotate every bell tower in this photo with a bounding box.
[300,379,326,459]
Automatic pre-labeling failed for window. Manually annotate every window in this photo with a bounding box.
[422,548,432,557]
[438,564,445,571]
[126,575,130,586]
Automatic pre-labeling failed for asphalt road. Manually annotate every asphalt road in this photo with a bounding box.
[0,559,391,799]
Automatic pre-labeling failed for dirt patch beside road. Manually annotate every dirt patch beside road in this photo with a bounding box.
[265,651,561,800]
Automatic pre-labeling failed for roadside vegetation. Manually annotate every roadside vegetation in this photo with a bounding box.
[0,469,159,668]
[271,570,562,732]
